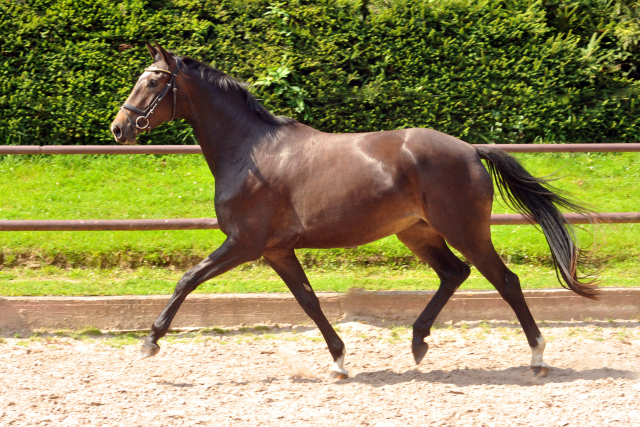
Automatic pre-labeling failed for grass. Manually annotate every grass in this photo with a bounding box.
[0,151,639,295]
[1,260,639,296]
[0,154,220,268]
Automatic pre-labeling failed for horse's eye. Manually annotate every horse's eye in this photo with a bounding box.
[149,79,158,87]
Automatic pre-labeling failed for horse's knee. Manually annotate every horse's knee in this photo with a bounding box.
[175,272,199,294]
[439,261,471,288]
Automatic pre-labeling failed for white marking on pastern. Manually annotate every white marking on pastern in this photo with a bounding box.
[530,335,549,367]
[331,350,348,377]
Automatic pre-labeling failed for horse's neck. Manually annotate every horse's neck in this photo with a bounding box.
[184,82,274,178]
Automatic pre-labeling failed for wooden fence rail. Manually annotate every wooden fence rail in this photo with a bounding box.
[0,212,639,231]
[1,143,640,155]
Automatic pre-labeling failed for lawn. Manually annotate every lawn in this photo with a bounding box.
[1,151,639,296]
[1,260,640,296]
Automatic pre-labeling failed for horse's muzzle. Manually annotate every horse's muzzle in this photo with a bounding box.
[110,113,137,145]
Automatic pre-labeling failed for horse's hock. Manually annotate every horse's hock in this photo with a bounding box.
[1,288,638,334]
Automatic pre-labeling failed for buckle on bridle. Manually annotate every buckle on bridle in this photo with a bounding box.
[135,116,150,130]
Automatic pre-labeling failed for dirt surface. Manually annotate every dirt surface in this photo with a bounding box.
[1,320,640,426]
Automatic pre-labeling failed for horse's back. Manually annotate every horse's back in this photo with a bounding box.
[337,126,495,236]
[355,127,493,204]
[259,125,493,249]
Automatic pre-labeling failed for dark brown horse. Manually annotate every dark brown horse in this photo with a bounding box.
[111,43,596,378]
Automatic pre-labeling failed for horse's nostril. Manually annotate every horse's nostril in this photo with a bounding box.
[112,124,122,139]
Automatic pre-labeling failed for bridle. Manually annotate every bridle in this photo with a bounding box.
[120,60,180,133]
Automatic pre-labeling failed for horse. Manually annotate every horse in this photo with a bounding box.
[111,42,597,379]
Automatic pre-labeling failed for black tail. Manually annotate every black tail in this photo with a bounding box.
[476,146,598,299]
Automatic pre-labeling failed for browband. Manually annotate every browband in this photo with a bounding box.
[144,68,173,74]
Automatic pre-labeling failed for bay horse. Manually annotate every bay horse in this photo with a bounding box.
[111,43,597,379]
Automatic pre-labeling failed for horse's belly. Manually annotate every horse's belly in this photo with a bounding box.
[291,214,421,249]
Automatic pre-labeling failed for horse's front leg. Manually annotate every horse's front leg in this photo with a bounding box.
[263,249,348,379]
[140,237,263,358]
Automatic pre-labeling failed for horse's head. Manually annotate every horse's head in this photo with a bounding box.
[111,42,181,144]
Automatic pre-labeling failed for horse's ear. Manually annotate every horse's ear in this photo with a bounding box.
[145,41,157,59]
[154,42,174,66]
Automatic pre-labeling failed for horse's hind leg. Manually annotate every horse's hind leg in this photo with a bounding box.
[396,222,471,364]
[446,233,550,376]
[263,249,348,379]
[474,252,549,375]
[416,153,548,374]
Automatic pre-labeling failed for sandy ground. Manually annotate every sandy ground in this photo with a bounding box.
[1,320,640,427]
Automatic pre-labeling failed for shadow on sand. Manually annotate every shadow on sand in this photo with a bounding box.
[346,365,639,388]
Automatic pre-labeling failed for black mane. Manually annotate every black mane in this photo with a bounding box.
[178,56,297,127]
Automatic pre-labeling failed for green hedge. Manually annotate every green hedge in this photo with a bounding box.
[1,0,639,145]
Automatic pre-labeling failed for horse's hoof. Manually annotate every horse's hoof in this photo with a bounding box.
[412,342,429,365]
[531,365,550,377]
[329,371,348,380]
[139,341,160,359]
